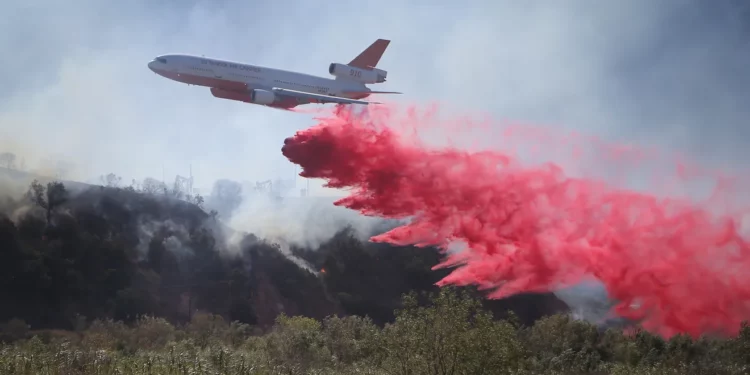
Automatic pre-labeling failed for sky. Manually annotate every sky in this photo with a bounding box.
[1,0,749,196]
[2,0,750,322]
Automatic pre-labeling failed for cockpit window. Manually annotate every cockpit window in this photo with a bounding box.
[157,58,167,64]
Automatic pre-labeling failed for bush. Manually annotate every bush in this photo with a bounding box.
[0,290,747,375]
[263,314,330,373]
[0,318,29,343]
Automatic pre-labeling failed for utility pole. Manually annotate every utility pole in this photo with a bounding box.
[188,164,194,195]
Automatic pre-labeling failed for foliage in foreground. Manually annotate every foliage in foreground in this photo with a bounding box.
[1,288,749,375]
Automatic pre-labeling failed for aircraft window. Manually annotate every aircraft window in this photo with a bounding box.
[157,58,167,64]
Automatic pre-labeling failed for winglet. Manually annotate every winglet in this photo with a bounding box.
[348,39,390,70]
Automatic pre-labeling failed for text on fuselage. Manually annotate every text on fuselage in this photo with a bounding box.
[200,59,261,73]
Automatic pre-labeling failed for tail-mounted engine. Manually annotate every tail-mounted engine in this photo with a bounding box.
[328,63,387,84]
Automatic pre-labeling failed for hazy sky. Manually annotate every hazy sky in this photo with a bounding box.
[1,0,749,196]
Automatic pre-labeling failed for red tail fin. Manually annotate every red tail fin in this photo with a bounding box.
[348,39,390,70]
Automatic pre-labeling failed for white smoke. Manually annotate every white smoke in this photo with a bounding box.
[229,192,383,250]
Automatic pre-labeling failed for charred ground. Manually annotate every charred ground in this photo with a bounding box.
[0,168,567,334]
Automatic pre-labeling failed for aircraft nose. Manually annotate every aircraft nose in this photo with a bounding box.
[147,60,157,72]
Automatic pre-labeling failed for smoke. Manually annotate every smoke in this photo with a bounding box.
[2,1,750,323]
[229,194,386,249]
[0,171,31,199]
[136,217,196,259]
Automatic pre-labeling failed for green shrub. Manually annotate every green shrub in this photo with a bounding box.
[0,290,746,375]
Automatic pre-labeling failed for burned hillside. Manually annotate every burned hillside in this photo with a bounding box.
[0,172,568,332]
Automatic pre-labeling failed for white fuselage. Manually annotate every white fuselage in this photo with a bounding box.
[147,54,372,108]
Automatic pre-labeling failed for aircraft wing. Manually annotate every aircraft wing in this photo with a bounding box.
[272,88,379,105]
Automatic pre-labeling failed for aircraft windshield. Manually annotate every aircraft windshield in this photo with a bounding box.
[156,58,167,64]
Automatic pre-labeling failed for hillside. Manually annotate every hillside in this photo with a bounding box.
[2,169,749,374]
[0,168,568,333]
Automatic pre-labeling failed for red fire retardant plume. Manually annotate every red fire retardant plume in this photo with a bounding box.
[281,104,750,338]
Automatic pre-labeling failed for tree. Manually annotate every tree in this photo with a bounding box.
[100,173,122,188]
[0,152,16,169]
[194,194,205,209]
[28,179,69,225]
[54,160,75,180]
[141,177,166,195]
[207,179,243,220]
[169,187,184,200]
[379,288,524,375]
[321,315,379,365]
[264,314,330,372]
[185,194,205,209]
[130,179,140,191]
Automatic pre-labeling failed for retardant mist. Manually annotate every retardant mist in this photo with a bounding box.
[281,104,750,339]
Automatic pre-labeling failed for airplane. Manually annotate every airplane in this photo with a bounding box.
[147,38,402,110]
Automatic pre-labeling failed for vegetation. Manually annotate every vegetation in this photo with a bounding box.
[0,171,747,374]
[0,288,748,374]
[0,173,565,330]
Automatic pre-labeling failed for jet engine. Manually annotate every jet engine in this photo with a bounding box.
[328,63,387,84]
[250,89,275,105]
[210,88,277,105]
